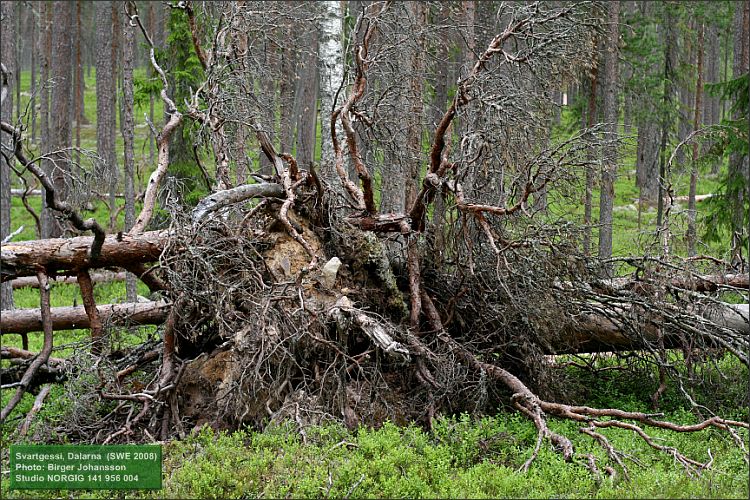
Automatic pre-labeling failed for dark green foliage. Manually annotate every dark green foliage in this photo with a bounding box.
[703,73,749,247]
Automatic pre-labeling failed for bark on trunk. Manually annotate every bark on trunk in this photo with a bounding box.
[48,0,73,238]
[0,2,15,310]
[3,299,743,356]
[122,14,137,302]
[1,230,168,280]
[317,1,345,191]
[0,301,170,335]
[95,1,117,202]
[729,1,749,266]
[11,271,128,289]
[597,1,620,276]
[686,23,704,257]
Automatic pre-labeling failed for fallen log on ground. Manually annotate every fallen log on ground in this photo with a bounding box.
[1,298,744,357]
[599,273,749,293]
[1,231,168,281]
[11,271,129,289]
[565,303,749,355]
[0,301,170,334]
[11,188,126,198]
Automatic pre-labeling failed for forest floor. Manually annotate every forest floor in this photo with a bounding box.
[1,71,747,498]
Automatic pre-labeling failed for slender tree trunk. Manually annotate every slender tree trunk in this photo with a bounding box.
[704,21,720,174]
[597,1,620,276]
[636,119,660,204]
[317,1,345,195]
[430,2,450,267]
[110,2,121,228]
[95,1,117,228]
[279,23,296,155]
[584,64,598,257]
[122,9,138,302]
[1,1,16,309]
[687,23,704,257]
[47,0,73,238]
[676,24,694,172]
[405,1,426,211]
[729,0,750,266]
[40,1,53,238]
[293,28,318,170]
[30,3,37,144]
[73,0,83,167]
[148,2,156,167]
[656,11,676,229]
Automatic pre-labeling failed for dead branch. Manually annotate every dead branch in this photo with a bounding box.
[1,122,107,261]
[192,182,284,224]
[18,385,52,437]
[329,296,410,360]
[127,2,184,234]
[1,346,65,365]
[0,271,55,421]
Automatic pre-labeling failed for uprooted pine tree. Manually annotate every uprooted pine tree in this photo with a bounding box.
[1,1,747,477]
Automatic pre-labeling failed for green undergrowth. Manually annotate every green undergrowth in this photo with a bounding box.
[2,411,747,499]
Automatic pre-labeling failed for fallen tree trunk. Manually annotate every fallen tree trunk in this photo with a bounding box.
[1,231,168,281]
[0,301,170,334]
[1,298,744,357]
[11,271,128,289]
[599,273,749,293]
[564,303,749,355]
[11,188,126,198]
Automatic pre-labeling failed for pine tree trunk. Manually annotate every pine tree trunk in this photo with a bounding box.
[584,65,597,257]
[14,2,21,122]
[122,9,138,302]
[279,21,296,155]
[40,2,53,239]
[597,1,619,276]
[293,28,318,170]
[430,3,451,267]
[0,1,16,310]
[95,1,117,221]
[30,4,37,144]
[686,23,704,257]
[656,11,677,229]
[47,0,73,238]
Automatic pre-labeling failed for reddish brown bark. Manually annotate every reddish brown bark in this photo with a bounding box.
[1,231,167,280]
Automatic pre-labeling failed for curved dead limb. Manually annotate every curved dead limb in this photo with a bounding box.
[255,125,317,263]
[329,296,410,360]
[330,2,390,214]
[419,290,748,476]
[191,182,285,224]
[408,4,579,232]
[0,271,55,422]
[18,385,52,437]
[1,122,106,261]
[1,346,65,366]
[127,2,184,234]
